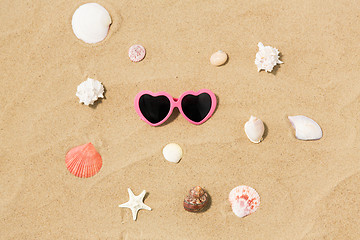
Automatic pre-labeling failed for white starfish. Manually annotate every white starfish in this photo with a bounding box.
[118,188,152,221]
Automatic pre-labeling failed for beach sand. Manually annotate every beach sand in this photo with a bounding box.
[1,0,360,239]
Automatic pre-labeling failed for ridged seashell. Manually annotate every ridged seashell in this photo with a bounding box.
[183,186,208,212]
[229,185,260,218]
[65,143,102,178]
[72,3,112,44]
[210,50,228,66]
[76,78,105,106]
[255,42,283,72]
[244,116,265,143]
[162,143,183,163]
[288,115,322,141]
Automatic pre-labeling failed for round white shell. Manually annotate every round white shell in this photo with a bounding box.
[288,115,323,140]
[162,143,183,163]
[244,116,265,143]
[210,50,228,66]
[255,42,283,72]
[72,3,112,44]
[76,78,104,105]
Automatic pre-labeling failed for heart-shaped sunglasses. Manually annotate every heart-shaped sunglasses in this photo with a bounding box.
[134,89,217,126]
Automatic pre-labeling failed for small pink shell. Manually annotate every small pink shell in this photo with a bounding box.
[128,44,146,62]
[65,143,102,178]
[229,185,260,218]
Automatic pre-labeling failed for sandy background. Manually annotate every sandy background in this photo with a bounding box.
[1,0,360,239]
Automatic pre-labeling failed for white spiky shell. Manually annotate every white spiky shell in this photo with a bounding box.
[76,78,104,105]
[244,116,265,143]
[288,115,322,140]
[72,3,112,44]
[255,42,283,72]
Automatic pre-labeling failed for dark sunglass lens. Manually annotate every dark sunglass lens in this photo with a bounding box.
[181,93,212,122]
[139,94,171,124]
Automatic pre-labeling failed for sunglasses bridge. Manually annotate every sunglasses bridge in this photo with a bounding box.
[170,97,182,108]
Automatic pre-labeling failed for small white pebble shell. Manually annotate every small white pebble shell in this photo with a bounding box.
[72,3,112,44]
[244,116,265,143]
[210,50,228,66]
[288,115,322,140]
[162,143,183,163]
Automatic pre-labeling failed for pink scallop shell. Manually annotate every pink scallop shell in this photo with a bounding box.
[229,185,260,218]
[65,143,102,178]
[128,44,146,62]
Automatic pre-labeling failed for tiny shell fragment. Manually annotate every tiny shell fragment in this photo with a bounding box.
[129,45,146,62]
[162,143,183,163]
[210,50,228,66]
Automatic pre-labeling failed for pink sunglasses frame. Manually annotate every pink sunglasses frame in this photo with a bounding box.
[134,89,217,126]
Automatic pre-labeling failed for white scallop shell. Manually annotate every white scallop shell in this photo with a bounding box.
[72,3,112,44]
[162,143,183,163]
[244,116,265,143]
[288,115,322,140]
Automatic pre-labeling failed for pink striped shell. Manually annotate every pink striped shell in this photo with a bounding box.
[65,143,102,178]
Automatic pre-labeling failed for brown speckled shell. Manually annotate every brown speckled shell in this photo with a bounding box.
[183,186,208,212]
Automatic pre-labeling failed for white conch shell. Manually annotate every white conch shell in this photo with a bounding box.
[72,3,112,44]
[76,78,104,105]
[288,115,322,140]
[244,116,265,143]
